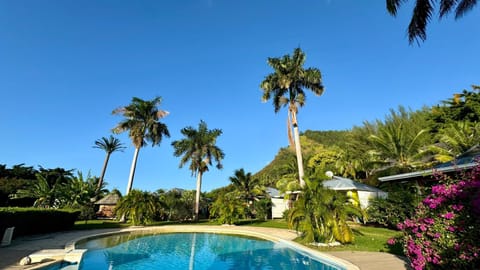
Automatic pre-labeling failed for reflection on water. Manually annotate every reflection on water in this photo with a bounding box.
[78,233,344,270]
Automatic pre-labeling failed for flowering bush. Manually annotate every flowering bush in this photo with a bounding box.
[397,164,480,269]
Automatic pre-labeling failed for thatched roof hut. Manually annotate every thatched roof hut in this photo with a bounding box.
[95,193,121,218]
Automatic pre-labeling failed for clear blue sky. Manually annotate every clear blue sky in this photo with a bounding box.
[1,1,479,193]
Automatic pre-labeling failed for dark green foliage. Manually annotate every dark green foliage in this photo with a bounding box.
[78,202,96,222]
[302,130,349,148]
[0,208,80,237]
[288,177,360,244]
[210,191,245,225]
[429,85,480,132]
[115,189,161,225]
[0,164,75,207]
[367,187,419,229]
[254,148,296,187]
[0,164,37,206]
[253,198,272,221]
[387,0,478,44]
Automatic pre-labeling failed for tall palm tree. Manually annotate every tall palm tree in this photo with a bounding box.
[172,120,225,221]
[93,135,125,192]
[112,97,170,195]
[261,47,324,187]
[387,0,477,44]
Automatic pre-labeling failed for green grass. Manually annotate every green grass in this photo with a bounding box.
[236,219,289,229]
[73,219,130,230]
[309,224,404,255]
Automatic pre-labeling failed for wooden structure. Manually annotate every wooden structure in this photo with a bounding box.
[94,193,121,218]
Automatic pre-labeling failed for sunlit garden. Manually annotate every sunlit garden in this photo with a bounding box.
[1,1,480,270]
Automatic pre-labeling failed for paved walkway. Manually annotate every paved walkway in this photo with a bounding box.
[0,226,411,270]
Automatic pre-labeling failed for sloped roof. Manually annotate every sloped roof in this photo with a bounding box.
[266,187,282,198]
[95,193,121,205]
[379,151,479,182]
[323,176,385,193]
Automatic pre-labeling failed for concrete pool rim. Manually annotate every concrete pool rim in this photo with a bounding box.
[32,225,361,270]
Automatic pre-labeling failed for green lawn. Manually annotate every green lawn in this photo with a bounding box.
[237,220,403,255]
[311,224,404,255]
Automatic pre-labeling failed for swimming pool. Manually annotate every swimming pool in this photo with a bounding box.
[74,232,347,270]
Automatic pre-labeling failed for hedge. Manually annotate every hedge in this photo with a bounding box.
[0,207,80,238]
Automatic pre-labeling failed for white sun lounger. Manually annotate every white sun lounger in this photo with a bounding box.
[1,227,15,247]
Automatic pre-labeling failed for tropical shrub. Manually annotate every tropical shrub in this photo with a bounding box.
[367,187,419,228]
[115,190,161,225]
[209,192,245,225]
[287,177,360,244]
[397,165,480,269]
[253,198,271,221]
[0,207,79,236]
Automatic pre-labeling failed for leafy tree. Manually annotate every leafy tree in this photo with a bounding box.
[307,145,342,178]
[0,164,37,206]
[430,85,480,132]
[156,189,193,221]
[37,167,74,187]
[387,0,477,43]
[367,186,419,228]
[210,191,245,225]
[172,120,225,221]
[115,189,160,225]
[59,171,104,208]
[112,97,170,195]
[93,135,125,192]
[9,164,36,179]
[261,47,324,187]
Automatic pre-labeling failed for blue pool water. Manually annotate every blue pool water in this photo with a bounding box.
[76,232,345,270]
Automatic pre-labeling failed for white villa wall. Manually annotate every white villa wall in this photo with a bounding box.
[357,190,388,209]
[271,198,289,219]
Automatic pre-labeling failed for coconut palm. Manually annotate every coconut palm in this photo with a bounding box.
[93,135,125,192]
[172,120,224,221]
[112,97,170,195]
[261,47,324,187]
[387,0,477,43]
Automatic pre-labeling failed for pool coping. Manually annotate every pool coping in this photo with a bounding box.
[68,225,360,270]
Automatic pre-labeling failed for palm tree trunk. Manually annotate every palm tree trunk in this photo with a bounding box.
[126,147,140,195]
[120,148,140,223]
[194,171,203,221]
[96,153,111,192]
[291,110,305,188]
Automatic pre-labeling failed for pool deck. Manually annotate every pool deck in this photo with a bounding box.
[0,225,411,270]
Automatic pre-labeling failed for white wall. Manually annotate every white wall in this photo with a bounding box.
[271,198,289,219]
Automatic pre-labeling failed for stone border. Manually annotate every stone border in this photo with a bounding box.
[66,225,360,270]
